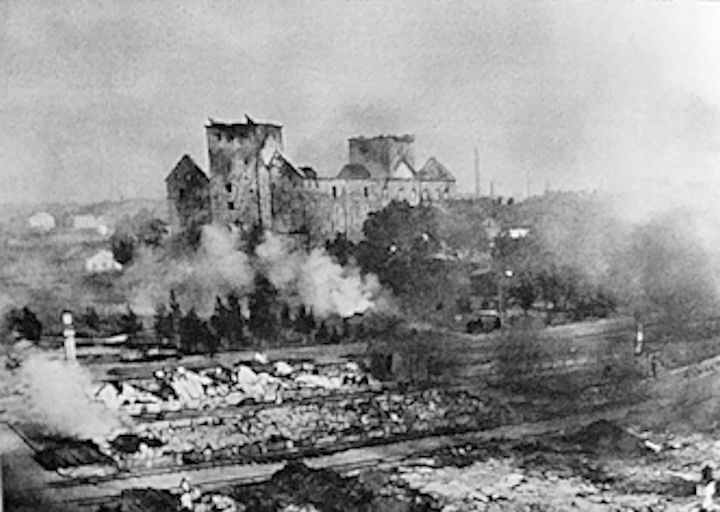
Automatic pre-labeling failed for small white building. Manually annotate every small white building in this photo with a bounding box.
[28,212,55,231]
[508,227,531,240]
[73,214,109,236]
[85,249,122,274]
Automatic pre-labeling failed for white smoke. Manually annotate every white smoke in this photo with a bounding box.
[125,226,382,319]
[125,225,253,316]
[255,232,381,318]
[15,352,127,440]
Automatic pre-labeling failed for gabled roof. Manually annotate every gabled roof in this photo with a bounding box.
[338,163,371,180]
[418,157,455,182]
[271,151,307,180]
[300,166,318,179]
[165,155,208,183]
[393,157,416,179]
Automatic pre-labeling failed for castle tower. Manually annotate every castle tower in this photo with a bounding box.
[205,116,283,231]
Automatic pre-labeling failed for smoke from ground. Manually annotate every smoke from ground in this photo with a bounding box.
[126,226,384,319]
[0,350,127,441]
[256,232,382,317]
[124,225,254,316]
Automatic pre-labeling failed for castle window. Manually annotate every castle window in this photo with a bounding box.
[179,189,186,200]
[364,187,369,198]
[225,183,232,193]
[227,201,235,210]
[332,186,337,198]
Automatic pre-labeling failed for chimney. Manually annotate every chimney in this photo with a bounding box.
[62,311,77,362]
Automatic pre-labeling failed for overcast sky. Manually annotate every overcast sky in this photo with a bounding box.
[1,0,719,208]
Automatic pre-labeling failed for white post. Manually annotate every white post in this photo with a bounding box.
[62,311,77,362]
[634,323,644,355]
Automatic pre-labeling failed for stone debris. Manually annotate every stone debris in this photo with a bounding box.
[95,359,380,415]
[106,388,504,469]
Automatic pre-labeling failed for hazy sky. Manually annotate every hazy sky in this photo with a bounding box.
[1,0,719,207]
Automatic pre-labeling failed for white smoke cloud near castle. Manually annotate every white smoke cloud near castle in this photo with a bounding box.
[127,226,382,319]
[255,232,380,318]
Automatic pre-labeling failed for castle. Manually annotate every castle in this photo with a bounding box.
[166,116,456,245]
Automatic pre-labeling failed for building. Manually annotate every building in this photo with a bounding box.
[72,215,110,236]
[167,116,456,244]
[28,212,55,232]
[166,154,211,230]
[85,249,123,274]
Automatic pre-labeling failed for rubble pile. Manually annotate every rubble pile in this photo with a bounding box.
[95,361,379,416]
[562,419,650,457]
[107,389,509,469]
[198,462,437,512]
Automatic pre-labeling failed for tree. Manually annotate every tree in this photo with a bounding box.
[280,304,293,329]
[6,307,43,342]
[137,218,168,248]
[179,309,202,354]
[325,233,355,265]
[168,290,183,349]
[153,304,173,344]
[226,293,246,346]
[82,307,101,332]
[248,274,278,342]
[110,231,136,265]
[316,321,329,344]
[357,200,440,295]
[511,272,538,314]
[119,307,142,336]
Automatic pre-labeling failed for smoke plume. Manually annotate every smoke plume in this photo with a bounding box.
[256,232,381,317]
[125,226,383,319]
[124,225,253,316]
[11,352,127,440]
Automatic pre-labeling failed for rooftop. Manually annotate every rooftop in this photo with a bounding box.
[206,114,283,131]
[348,134,415,143]
[165,154,208,182]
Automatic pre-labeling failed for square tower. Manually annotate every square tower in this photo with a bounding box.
[206,117,283,231]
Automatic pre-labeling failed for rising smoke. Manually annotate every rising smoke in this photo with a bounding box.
[7,351,127,440]
[125,226,383,319]
[256,232,381,318]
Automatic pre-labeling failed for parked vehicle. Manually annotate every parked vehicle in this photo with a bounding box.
[466,310,502,334]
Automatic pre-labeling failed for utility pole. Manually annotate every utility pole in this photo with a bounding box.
[474,148,481,198]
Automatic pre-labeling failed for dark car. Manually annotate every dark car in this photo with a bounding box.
[466,311,502,334]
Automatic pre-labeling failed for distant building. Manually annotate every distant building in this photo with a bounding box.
[482,218,501,240]
[507,227,531,239]
[167,116,456,244]
[85,249,122,274]
[28,212,55,232]
[72,214,109,236]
